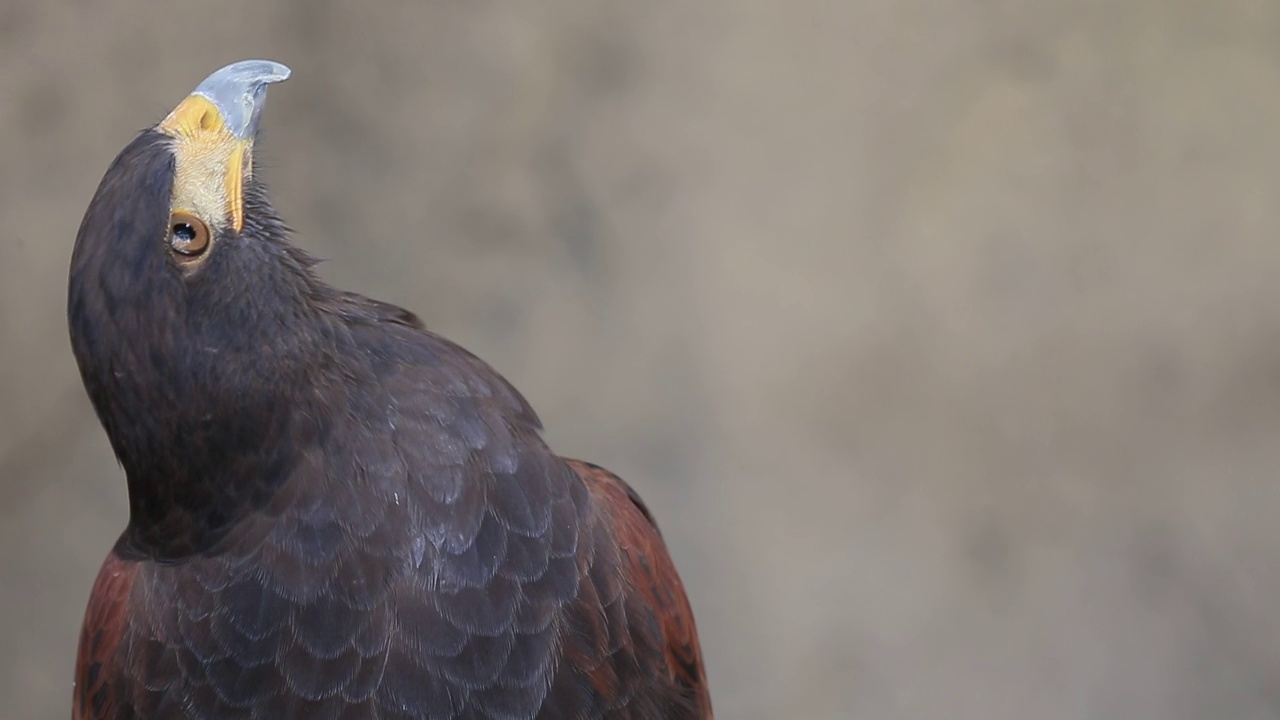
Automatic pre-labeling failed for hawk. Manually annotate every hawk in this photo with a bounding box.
[68,59,711,720]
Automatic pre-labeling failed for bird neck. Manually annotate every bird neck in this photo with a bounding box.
[114,381,324,560]
[84,311,347,561]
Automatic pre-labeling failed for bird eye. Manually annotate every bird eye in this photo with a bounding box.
[168,212,210,259]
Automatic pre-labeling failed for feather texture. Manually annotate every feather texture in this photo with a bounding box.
[69,131,711,718]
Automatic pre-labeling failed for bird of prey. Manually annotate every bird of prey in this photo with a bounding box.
[67,60,712,719]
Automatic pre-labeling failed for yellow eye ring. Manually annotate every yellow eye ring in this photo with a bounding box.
[168,211,211,259]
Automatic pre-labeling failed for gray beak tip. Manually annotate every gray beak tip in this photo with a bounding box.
[189,59,292,139]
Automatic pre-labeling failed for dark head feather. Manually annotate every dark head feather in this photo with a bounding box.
[68,130,342,558]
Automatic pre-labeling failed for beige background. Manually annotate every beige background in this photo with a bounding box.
[4,2,1280,718]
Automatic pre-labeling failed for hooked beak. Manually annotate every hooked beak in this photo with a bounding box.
[157,60,291,231]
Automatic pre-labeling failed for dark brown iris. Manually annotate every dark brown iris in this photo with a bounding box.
[168,211,210,258]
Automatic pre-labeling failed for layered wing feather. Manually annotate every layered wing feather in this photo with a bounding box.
[74,313,710,719]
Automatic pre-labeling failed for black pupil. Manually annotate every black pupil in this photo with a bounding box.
[172,223,196,243]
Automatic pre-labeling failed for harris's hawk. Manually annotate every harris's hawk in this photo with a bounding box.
[67,60,711,719]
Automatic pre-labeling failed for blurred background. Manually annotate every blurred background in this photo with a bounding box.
[3,1,1280,718]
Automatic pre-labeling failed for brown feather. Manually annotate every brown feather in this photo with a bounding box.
[568,459,714,718]
[73,550,137,720]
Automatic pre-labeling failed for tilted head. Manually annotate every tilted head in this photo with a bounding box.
[68,60,338,554]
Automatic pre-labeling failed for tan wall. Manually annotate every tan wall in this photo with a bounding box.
[2,2,1279,718]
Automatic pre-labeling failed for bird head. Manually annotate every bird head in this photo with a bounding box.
[68,60,332,541]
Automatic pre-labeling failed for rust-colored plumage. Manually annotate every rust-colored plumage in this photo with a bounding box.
[68,61,711,719]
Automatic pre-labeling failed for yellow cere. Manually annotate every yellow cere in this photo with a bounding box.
[157,94,252,233]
